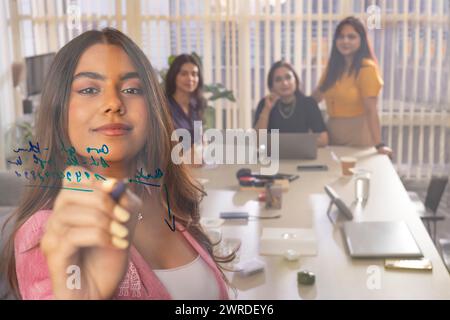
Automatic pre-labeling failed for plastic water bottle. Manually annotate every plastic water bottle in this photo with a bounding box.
[355,170,371,203]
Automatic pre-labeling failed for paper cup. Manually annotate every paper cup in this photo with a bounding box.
[340,157,357,176]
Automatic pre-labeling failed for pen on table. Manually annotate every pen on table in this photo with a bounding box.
[328,148,339,163]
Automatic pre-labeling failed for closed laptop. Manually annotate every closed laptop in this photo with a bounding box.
[343,221,423,258]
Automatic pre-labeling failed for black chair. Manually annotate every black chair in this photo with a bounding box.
[409,176,449,243]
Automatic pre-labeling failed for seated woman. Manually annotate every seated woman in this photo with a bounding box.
[165,54,206,146]
[312,16,392,155]
[254,60,328,147]
[1,28,228,300]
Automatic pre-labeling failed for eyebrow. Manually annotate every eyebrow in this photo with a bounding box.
[181,70,198,73]
[72,72,140,81]
[275,74,292,79]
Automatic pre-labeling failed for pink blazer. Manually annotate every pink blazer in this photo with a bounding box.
[14,210,229,300]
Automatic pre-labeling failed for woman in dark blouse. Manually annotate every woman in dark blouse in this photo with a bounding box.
[165,54,206,146]
[254,60,328,147]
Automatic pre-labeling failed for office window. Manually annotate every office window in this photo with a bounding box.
[4,0,450,177]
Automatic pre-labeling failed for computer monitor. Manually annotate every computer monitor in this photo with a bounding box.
[25,52,55,96]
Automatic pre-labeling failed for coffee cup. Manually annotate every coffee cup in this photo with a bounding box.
[340,157,357,176]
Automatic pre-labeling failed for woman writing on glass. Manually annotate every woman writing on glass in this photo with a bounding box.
[2,28,229,300]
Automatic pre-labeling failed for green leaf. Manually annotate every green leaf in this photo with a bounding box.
[209,92,228,101]
[168,55,177,66]
[226,92,236,102]
[203,106,215,130]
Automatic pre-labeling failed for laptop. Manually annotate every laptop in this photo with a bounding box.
[267,133,318,160]
[343,221,423,258]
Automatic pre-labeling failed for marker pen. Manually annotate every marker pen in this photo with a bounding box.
[109,179,129,202]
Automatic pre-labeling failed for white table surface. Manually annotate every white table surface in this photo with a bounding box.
[192,147,450,299]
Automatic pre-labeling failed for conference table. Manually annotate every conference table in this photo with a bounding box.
[192,146,450,299]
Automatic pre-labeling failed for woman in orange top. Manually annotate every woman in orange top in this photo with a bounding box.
[312,17,392,155]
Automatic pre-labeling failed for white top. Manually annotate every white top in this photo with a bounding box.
[154,255,220,300]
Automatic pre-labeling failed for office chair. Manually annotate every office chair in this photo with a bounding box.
[409,176,449,244]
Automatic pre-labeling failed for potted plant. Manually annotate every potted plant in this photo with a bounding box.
[5,118,35,169]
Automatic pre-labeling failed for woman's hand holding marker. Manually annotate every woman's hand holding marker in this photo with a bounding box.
[40,166,142,299]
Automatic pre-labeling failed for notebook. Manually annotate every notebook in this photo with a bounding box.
[343,221,423,258]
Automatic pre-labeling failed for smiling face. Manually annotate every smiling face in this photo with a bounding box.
[68,44,149,166]
[336,24,361,58]
[175,62,199,95]
[271,67,297,99]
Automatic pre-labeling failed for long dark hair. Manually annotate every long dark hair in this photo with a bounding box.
[1,28,224,299]
[319,16,377,92]
[267,60,304,96]
[165,54,207,117]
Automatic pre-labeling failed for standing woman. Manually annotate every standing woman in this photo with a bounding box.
[254,60,329,147]
[312,17,392,155]
[165,54,206,146]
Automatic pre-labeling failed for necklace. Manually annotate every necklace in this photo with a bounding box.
[138,213,143,221]
[277,96,296,119]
